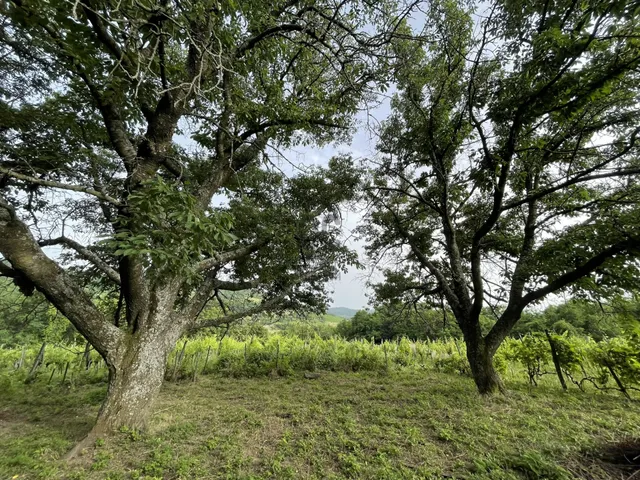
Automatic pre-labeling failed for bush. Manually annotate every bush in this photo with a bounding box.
[1,331,638,399]
[434,353,470,376]
[506,334,551,386]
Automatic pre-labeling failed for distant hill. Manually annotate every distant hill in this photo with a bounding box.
[327,307,359,319]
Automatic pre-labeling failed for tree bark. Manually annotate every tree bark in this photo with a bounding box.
[545,330,567,391]
[465,335,504,394]
[66,323,182,458]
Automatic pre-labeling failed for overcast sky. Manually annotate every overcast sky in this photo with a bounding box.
[276,99,393,310]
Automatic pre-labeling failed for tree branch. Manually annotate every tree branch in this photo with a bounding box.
[189,296,291,331]
[486,238,638,350]
[213,279,261,291]
[0,166,122,205]
[11,0,138,166]
[196,239,268,272]
[238,118,347,142]
[236,23,308,58]
[0,261,17,278]
[0,197,124,360]
[502,167,640,212]
[38,236,121,285]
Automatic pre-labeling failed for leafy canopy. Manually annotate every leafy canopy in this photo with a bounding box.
[361,0,640,352]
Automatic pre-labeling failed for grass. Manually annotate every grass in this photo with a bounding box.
[0,371,638,479]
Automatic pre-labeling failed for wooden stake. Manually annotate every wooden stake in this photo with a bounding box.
[25,342,46,383]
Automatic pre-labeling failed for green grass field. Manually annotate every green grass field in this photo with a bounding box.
[1,370,638,480]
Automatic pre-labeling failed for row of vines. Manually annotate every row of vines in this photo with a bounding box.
[1,332,638,398]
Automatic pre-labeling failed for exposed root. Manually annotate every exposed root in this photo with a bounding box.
[64,430,100,463]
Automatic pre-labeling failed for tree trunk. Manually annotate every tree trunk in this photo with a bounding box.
[545,330,567,391]
[465,336,504,394]
[66,325,181,458]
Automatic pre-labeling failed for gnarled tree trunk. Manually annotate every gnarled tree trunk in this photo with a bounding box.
[67,322,183,458]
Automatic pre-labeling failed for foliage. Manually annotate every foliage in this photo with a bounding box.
[504,334,551,386]
[590,337,640,393]
[2,329,638,397]
[359,0,640,391]
[108,177,236,279]
[0,278,49,346]
[336,305,464,342]
[512,299,623,340]
[276,321,336,340]
[336,298,639,343]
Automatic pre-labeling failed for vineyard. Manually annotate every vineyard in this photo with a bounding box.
[2,332,638,398]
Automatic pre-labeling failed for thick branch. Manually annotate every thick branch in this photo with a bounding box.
[196,240,268,272]
[0,199,124,360]
[11,0,138,165]
[486,238,638,350]
[502,167,640,212]
[80,3,138,79]
[236,23,308,58]
[196,134,270,208]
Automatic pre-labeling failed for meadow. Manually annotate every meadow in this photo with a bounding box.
[0,331,639,479]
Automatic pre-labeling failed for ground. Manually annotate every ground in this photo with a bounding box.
[0,371,638,479]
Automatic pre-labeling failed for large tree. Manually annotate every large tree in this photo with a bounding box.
[361,0,640,393]
[0,0,412,451]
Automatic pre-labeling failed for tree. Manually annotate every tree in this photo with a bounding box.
[511,299,623,340]
[336,304,464,341]
[360,0,640,393]
[0,0,414,451]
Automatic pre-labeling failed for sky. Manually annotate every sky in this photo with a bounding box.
[275,101,393,310]
[284,7,430,310]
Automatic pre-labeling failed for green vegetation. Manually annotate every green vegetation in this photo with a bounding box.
[1,0,640,469]
[1,368,639,479]
[3,329,639,400]
[336,298,639,343]
[1,290,639,479]
[327,307,359,319]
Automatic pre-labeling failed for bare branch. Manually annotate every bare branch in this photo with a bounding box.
[0,166,122,205]
[189,296,291,331]
[38,236,121,285]
[195,240,268,272]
